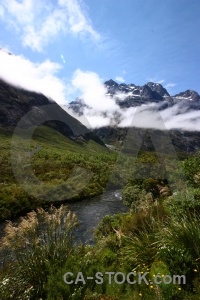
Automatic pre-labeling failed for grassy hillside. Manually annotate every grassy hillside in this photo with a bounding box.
[0,126,117,221]
[1,125,200,299]
[1,123,200,222]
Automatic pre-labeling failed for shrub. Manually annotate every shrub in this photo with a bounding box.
[0,205,78,299]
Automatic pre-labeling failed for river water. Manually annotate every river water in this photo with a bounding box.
[68,189,128,245]
[0,190,128,246]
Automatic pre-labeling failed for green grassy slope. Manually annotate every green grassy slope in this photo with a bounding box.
[0,126,117,221]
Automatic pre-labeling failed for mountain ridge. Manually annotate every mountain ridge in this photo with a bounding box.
[69,79,200,115]
[0,78,105,146]
[68,79,200,155]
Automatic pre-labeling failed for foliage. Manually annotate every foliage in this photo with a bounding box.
[1,126,200,299]
[0,205,78,299]
[0,126,117,221]
[183,152,200,187]
[1,190,200,299]
[122,185,154,212]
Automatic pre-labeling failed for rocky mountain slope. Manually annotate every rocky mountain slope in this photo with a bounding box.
[69,79,200,154]
[94,126,200,156]
[1,77,199,155]
[0,79,104,146]
[69,79,200,113]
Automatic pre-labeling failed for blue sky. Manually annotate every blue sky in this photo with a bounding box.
[0,0,199,105]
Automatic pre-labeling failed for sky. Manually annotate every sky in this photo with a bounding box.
[0,0,200,130]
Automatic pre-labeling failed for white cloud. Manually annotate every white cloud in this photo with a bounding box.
[114,91,133,101]
[3,0,35,24]
[148,78,177,89]
[0,50,68,104]
[157,79,165,84]
[59,0,100,40]
[161,106,200,131]
[0,50,199,132]
[70,71,200,131]
[22,9,67,52]
[70,69,125,127]
[115,76,125,83]
[148,77,165,84]
[117,104,200,131]
[165,83,177,88]
[0,5,4,17]
[81,113,111,128]
[0,0,100,52]
[118,106,167,129]
[72,69,119,112]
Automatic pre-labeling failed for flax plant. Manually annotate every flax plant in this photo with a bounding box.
[157,212,200,272]
[0,205,78,299]
[121,214,161,269]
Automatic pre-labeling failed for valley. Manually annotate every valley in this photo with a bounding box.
[0,78,200,299]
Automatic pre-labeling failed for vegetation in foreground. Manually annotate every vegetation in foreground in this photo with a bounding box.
[1,124,200,299]
[0,150,200,299]
[0,193,200,299]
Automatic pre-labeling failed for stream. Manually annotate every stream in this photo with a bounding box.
[68,189,128,244]
[0,190,128,245]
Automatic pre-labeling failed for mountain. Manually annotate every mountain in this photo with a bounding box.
[68,79,200,155]
[1,77,198,156]
[0,79,105,146]
[94,126,200,156]
[68,98,89,116]
[69,79,200,112]
[0,78,112,220]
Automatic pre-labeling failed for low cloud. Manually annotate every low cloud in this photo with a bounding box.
[117,104,200,131]
[0,49,68,104]
[0,50,199,132]
[80,112,111,128]
[114,92,133,101]
[161,105,200,130]
[117,105,167,129]
[0,0,100,52]
[70,72,200,131]
[72,69,120,112]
